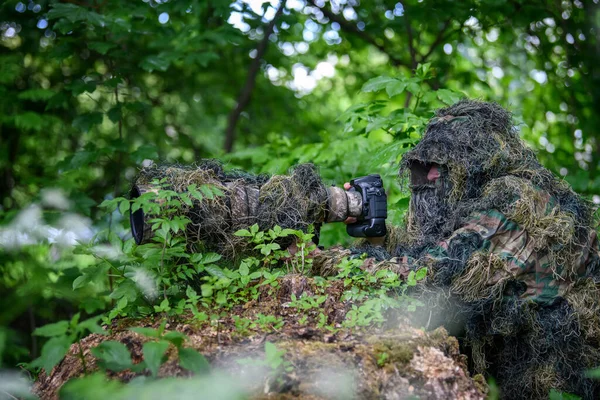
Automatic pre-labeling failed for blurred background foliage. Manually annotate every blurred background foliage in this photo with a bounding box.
[0,0,599,379]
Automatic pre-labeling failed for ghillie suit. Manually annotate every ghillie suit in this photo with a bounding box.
[132,161,329,258]
[371,100,600,399]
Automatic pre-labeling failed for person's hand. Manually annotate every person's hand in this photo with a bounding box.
[343,182,386,247]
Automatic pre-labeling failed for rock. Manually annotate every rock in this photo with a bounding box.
[33,275,486,400]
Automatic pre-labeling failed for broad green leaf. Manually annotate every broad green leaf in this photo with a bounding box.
[72,112,103,132]
[14,112,44,131]
[548,389,581,400]
[47,3,88,22]
[107,106,122,124]
[18,89,56,101]
[68,80,97,96]
[91,341,133,372]
[362,76,397,93]
[33,321,69,337]
[131,145,159,164]
[142,341,169,377]
[163,331,187,349]
[436,89,463,105]
[110,280,138,302]
[88,42,117,55]
[205,265,226,279]
[31,336,72,373]
[140,55,171,72]
[76,316,105,335]
[130,327,161,338]
[59,373,124,400]
[366,118,389,134]
[178,348,210,374]
[386,81,407,98]
[415,267,428,281]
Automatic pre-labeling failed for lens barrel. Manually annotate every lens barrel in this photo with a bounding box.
[129,182,364,245]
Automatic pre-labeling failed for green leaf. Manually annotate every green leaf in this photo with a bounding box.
[239,263,249,277]
[199,185,215,200]
[68,80,97,96]
[30,336,72,373]
[548,389,581,400]
[200,284,213,297]
[436,89,462,105]
[163,331,187,349]
[178,348,210,374]
[47,3,88,22]
[110,280,138,302]
[69,151,98,169]
[119,200,130,215]
[76,316,106,335]
[234,229,252,237]
[59,373,124,399]
[91,341,133,372]
[185,52,220,67]
[72,112,103,132]
[205,265,226,279]
[366,118,389,134]
[33,321,69,337]
[362,76,397,93]
[216,291,227,304]
[130,327,161,339]
[131,145,159,164]
[142,341,169,377]
[202,253,222,264]
[415,267,427,281]
[107,106,122,124]
[386,81,407,98]
[18,89,56,101]
[585,367,600,379]
[140,55,171,72]
[88,42,116,55]
[14,112,44,131]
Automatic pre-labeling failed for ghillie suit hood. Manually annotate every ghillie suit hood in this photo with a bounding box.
[390,100,600,399]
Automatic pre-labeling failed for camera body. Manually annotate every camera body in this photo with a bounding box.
[346,174,387,238]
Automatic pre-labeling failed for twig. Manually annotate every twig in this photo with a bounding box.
[224,4,285,152]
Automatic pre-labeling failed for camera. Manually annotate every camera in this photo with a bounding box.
[346,174,387,237]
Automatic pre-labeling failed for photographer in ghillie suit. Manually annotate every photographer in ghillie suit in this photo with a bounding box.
[317,100,600,399]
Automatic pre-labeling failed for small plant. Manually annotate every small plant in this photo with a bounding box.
[237,341,294,382]
[234,224,317,274]
[377,352,389,367]
[289,293,328,310]
[116,321,210,377]
[29,313,105,375]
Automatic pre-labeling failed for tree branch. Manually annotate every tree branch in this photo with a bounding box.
[223,5,284,153]
[306,0,408,68]
[420,19,452,62]
[404,13,418,69]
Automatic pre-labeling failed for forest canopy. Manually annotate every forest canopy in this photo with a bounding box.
[0,0,599,398]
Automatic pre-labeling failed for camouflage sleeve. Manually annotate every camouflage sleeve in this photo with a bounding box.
[417,209,578,303]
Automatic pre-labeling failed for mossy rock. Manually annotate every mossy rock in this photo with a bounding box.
[34,275,486,399]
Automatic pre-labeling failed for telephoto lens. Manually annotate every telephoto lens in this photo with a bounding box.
[129,162,387,255]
